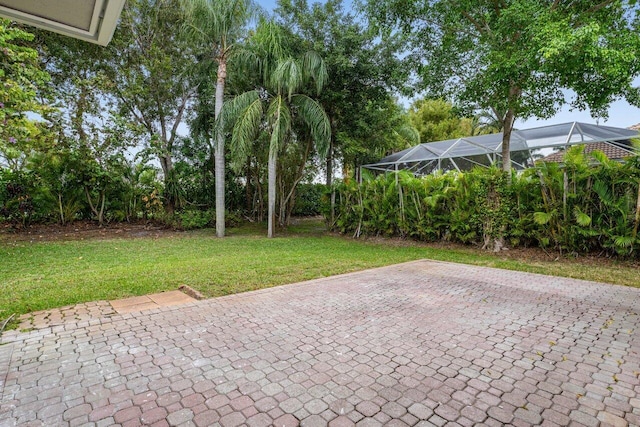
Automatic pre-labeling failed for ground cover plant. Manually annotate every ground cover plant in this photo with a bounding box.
[1,219,638,327]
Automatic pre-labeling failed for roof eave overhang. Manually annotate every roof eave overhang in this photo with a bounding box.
[0,0,125,46]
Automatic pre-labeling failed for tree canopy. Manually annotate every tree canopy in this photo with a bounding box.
[277,0,412,183]
[0,20,51,170]
[103,0,198,213]
[408,98,476,143]
[365,0,640,172]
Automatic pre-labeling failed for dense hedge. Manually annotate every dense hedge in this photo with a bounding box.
[328,147,640,257]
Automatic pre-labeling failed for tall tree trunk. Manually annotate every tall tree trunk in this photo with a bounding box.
[330,189,336,226]
[268,151,276,238]
[495,104,515,253]
[325,135,334,186]
[327,125,336,225]
[278,168,286,226]
[214,57,227,237]
[159,153,175,215]
[501,108,515,174]
[325,118,338,186]
[501,85,521,175]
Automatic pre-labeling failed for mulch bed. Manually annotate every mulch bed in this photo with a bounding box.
[0,220,182,242]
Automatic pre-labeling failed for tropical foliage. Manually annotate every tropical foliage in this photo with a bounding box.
[329,149,640,257]
[366,0,640,172]
[2,0,640,251]
[221,20,330,237]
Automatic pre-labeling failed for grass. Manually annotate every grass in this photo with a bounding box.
[1,219,638,322]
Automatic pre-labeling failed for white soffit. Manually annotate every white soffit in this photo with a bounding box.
[0,0,125,46]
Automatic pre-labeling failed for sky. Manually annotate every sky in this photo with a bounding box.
[261,0,640,130]
[261,0,279,11]
[516,90,640,129]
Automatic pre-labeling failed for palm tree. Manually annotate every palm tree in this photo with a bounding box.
[181,0,256,237]
[477,108,506,133]
[222,23,330,237]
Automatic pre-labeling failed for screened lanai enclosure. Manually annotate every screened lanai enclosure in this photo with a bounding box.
[363,122,639,176]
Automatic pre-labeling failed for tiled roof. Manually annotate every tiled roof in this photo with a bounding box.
[542,141,634,163]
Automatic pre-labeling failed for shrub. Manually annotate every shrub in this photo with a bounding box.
[174,208,213,230]
[172,208,244,230]
[328,152,640,257]
[0,170,41,227]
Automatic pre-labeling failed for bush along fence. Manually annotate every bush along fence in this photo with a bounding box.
[326,147,640,257]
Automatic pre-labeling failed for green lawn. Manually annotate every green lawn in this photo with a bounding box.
[1,221,638,322]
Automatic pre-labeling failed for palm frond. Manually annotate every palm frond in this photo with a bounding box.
[593,179,614,206]
[272,58,303,99]
[219,90,259,128]
[614,235,635,248]
[180,0,258,47]
[230,97,264,162]
[393,124,420,146]
[533,211,554,225]
[291,94,331,157]
[303,51,328,95]
[267,95,292,158]
[590,149,611,167]
[573,206,592,227]
[218,90,262,162]
[228,48,260,75]
[247,19,290,84]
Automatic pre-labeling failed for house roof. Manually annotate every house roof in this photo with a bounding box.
[0,0,125,46]
[542,141,635,163]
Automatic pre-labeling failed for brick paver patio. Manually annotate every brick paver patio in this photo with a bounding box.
[0,260,638,426]
[13,291,198,331]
